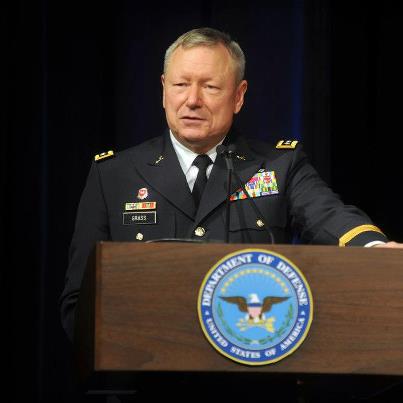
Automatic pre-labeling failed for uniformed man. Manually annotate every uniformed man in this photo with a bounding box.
[60,27,401,342]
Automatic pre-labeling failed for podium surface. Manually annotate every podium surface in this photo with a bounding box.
[76,242,403,377]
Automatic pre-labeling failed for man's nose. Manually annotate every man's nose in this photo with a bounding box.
[186,84,203,108]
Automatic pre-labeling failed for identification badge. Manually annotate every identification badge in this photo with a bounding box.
[137,187,148,200]
[123,211,157,225]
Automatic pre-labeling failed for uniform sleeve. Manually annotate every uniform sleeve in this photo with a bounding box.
[59,162,110,341]
[285,146,388,246]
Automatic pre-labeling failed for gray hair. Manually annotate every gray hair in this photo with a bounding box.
[164,27,246,83]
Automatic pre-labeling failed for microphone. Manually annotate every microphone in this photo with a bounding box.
[218,144,275,244]
[217,144,236,170]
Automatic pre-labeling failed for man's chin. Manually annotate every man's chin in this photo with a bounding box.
[176,129,210,144]
[172,129,220,153]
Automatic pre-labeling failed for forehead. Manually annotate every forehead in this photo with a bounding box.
[166,44,236,79]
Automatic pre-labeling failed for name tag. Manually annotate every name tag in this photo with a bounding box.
[123,211,157,225]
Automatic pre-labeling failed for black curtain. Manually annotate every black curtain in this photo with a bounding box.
[3,1,403,402]
[328,1,403,242]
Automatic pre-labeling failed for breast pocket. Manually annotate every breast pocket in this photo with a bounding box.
[227,195,286,243]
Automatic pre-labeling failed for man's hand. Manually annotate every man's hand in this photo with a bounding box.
[374,241,403,248]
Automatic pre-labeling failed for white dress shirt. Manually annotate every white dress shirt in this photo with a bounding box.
[364,241,385,247]
[170,131,223,192]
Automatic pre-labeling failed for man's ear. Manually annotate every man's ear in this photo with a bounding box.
[234,80,248,114]
[161,74,166,109]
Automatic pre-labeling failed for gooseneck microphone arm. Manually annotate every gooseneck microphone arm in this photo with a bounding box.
[217,144,235,243]
[217,144,275,245]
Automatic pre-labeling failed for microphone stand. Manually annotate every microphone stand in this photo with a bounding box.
[224,153,234,243]
[217,144,234,243]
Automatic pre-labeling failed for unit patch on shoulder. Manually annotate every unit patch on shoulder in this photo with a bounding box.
[276,140,298,149]
[94,150,114,162]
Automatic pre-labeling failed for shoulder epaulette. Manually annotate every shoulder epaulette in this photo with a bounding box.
[276,140,299,149]
[94,150,114,162]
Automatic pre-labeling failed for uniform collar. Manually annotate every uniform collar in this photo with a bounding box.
[169,130,223,175]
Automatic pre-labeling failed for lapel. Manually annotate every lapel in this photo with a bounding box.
[133,132,196,219]
[194,132,265,225]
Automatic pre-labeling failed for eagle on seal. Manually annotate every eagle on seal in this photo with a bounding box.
[220,293,289,323]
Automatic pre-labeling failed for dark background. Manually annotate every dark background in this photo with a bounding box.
[2,0,403,402]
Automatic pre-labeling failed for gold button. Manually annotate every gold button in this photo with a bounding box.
[194,227,206,237]
[256,219,265,228]
[135,232,144,241]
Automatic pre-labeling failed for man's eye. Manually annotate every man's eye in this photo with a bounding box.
[174,83,186,87]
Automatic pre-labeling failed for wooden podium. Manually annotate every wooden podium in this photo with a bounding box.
[75,242,403,397]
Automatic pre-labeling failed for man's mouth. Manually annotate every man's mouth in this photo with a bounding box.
[181,116,205,120]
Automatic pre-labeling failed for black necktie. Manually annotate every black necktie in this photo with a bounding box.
[192,154,212,208]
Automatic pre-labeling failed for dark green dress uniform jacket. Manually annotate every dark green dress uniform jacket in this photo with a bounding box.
[59,130,387,341]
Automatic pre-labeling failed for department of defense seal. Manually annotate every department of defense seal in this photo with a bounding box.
[197,249,313,365]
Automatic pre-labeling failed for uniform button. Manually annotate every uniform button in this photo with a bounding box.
[256,219,265,228]
[135,232,144,241]
[194,227,206,237]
